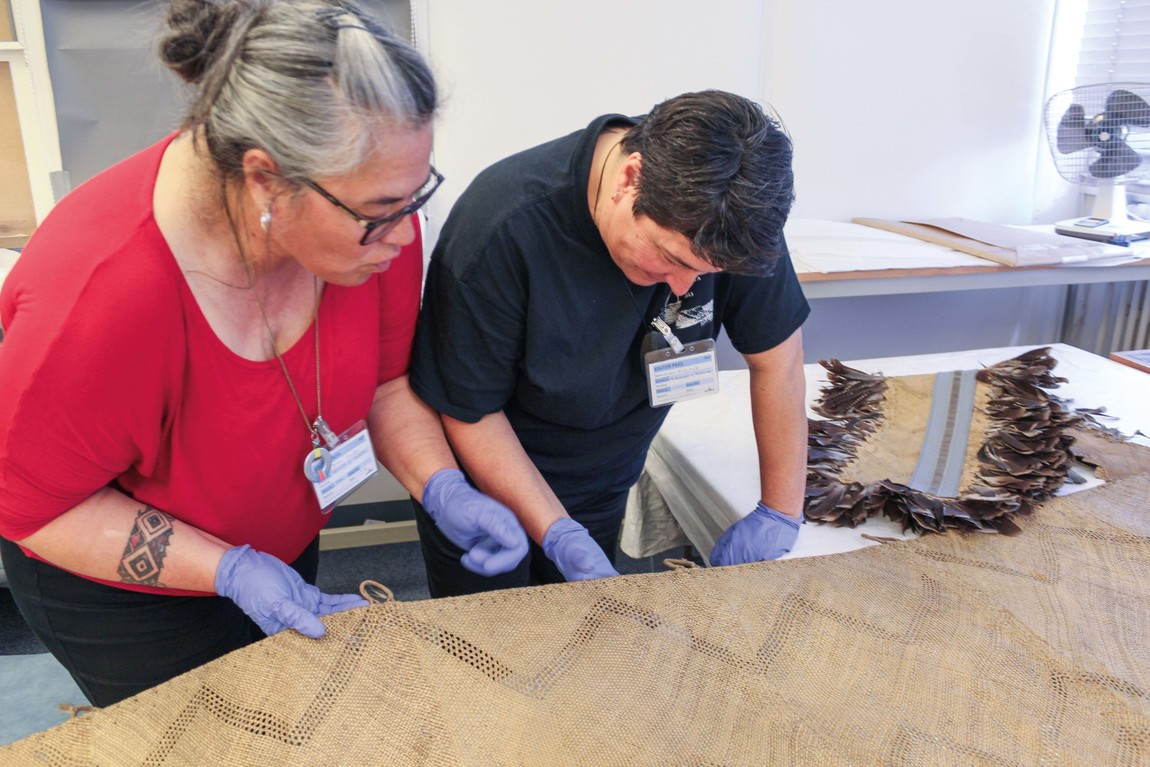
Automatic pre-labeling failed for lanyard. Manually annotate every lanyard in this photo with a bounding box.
[623,282,684,353]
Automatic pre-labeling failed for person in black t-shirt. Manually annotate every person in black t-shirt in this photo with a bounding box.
[410,90,811,596]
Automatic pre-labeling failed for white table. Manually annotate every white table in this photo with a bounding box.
[621,343,1150,562]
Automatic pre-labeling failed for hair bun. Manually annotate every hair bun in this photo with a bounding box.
[158,0,247,84]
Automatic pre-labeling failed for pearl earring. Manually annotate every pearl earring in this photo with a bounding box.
[259,210,272,231]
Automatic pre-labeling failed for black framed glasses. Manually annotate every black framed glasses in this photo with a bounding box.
[303,167,444,245]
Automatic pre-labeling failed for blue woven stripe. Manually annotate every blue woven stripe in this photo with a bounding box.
[908,369,978,498]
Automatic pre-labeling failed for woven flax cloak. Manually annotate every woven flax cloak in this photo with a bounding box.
[3,348,1150,766]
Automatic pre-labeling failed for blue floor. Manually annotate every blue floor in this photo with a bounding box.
[0,538,695,747]
[0,653,89,745]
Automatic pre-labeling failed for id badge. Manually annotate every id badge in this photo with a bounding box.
[305,419,379,512]
[644,338,719,408]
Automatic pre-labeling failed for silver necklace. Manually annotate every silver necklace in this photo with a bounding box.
[219,185,337,477]
[254,277,339,479]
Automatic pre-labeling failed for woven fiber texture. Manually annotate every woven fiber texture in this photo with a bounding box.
[3,469,1149,765]
[5,348,1150,766]
[836,373,996,491]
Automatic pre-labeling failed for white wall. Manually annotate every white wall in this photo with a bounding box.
[425,0,1075,370]
[426,0,1070,225]
[762,0,1058,224]
[755,0,1072,364]
[423,0,767,235]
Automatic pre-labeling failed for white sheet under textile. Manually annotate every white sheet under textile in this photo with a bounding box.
[622,344,1150,562]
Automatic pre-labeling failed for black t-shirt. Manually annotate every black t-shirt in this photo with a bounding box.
[411,114,810,511]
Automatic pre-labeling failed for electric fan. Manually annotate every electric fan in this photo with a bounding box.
[1043,82,1150,243]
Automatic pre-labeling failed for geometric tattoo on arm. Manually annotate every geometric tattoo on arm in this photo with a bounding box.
[117,506,175,587]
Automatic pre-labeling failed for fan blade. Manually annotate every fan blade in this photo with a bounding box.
[1090,141,1142,178]
[1104,89,1150,127]
[1056,104,1091,153]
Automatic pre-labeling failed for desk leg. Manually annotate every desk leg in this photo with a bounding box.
[1059,283,1078,345]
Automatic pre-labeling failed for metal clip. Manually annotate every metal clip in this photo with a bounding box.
[313,417,340,449]
[651,317,685,354]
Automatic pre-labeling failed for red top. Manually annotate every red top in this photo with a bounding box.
[0,134,422,595]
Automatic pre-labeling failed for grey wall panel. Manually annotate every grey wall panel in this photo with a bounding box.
[40,0,411,189]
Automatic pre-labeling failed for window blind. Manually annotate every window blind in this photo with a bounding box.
[1075,0,1150,85]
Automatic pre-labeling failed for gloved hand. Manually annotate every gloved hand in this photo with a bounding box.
[215,545,368,638]
[710,502,802,566]
[542,517,619,581]
[421,468,529,576]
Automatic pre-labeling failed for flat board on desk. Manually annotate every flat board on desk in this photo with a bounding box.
[852,217,1018,265]
[852,216,1128,267]
[784,218,988,274]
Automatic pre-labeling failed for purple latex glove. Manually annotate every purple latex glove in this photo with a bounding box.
[215,545,367,638]
[710,502,802,566]
[422,468,529,576]
[541,517,619,581]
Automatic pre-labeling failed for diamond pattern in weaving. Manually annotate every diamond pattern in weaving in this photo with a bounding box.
[4,470,1150,766]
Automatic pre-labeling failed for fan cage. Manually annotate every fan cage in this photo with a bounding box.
[1043,82,1150,185]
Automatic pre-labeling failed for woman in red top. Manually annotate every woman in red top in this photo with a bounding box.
[0,0,526,707]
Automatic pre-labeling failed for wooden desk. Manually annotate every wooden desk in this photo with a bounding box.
[797,255,1150,299]
[787,217,1150,299]
[622,343,1150,560]
[1110,348,1150,374]
[785,220,1150,360]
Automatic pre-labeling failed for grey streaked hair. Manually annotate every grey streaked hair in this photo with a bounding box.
[159,0,437,182]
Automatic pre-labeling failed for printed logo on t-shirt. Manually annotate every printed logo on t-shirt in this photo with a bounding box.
[662,290,714,332]
[670,301,713,330]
